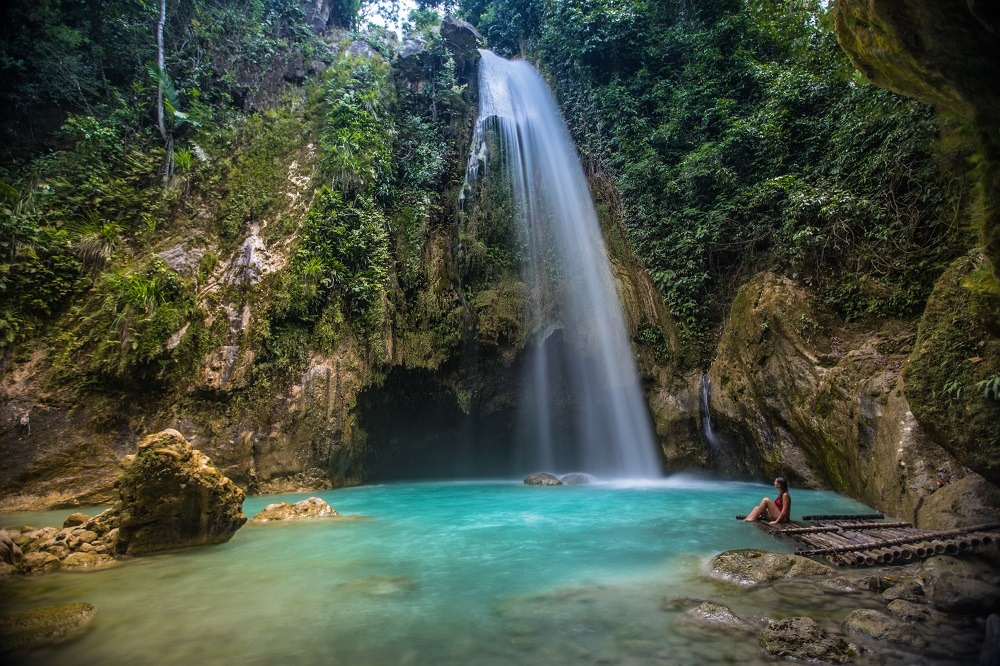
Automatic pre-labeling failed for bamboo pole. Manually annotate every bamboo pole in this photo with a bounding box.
[795,523,1000,556]
[801,513,885,521]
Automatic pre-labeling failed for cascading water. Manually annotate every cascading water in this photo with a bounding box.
[466,50,660,478]
[699,373,722,464]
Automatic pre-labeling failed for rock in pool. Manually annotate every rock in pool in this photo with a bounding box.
[0,603,97,653]
[252,497,340,522]
[759,616,859,663]
[560,472,597,485]
[843,608,926,648]
[709,549,834,586]
[524,473,562,486]
[115,429,247,556]
[683,601,758,634]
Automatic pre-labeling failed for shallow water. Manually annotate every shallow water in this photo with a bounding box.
[0,478,984,664]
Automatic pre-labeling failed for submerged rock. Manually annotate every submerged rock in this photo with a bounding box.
[251,497,339,522]
[524,473,562,486]
[559,473,597,485]
[709,549,834,587]
[683,601,757,634]
[887,599,936,622]
[758,616,859,663]
[843,608,926,648]
[0,603,96,653]
[882,580,925,603]
[115,429,247,556]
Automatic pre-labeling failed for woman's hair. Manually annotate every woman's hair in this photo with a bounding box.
[774,477,788,493]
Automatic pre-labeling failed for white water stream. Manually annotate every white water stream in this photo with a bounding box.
[467,50,660,478]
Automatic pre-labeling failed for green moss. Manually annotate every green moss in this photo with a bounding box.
[903,254,1000,484]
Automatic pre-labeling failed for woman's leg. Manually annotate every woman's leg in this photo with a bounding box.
[744,497,771,521]
[763,499,781,521]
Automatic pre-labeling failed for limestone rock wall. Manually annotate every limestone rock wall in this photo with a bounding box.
[707,271,999,526]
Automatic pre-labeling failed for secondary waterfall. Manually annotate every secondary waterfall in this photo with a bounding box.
[466,50,660,478]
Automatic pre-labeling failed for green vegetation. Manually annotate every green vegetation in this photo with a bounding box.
[453,0,973,364]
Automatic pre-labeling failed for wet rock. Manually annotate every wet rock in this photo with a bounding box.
[887,599,936,621]
[818,577,862,593]
[62,512,89,528]
[0,529,23,566]
[560,472,597,485]
[21,527,58,553]
[251,497,339,522]
[843,608,926,648]
[683,601,757,634]
[709,549,834,586]
[0,603,96,653]
[21,551,60,574]
[930,571,1000,616]
[0,562,16,577]
[864,572,898,593]
[883,580,925,603]
[115,429,247,556]
[524,473,562,486]
[81,507,119,537]
[61,552,114,569]
[758,616,859,663]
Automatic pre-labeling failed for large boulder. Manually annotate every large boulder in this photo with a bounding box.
[251,497,339,522]
[709,549,833,587]
[115,429,247,556]
[0,603,96,653]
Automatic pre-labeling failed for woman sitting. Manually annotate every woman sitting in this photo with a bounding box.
[744,477,791,525]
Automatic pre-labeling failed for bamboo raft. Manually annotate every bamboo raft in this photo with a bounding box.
[735,513,1000,567]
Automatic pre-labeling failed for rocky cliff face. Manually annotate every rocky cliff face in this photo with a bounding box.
[834,0,1000,275]
[707,271,999,528]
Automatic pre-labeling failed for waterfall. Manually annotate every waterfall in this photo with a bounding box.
[466,50,660,479]
[699,374,721,464]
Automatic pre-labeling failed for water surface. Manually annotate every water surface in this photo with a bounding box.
[0,479,979,664]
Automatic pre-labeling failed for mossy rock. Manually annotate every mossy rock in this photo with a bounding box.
[524,473,562,486]
[759,616,859,663]
[843,609,926,648]
[709,549,834,587]
[902,254,1000,484]
[0,603,96,653]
